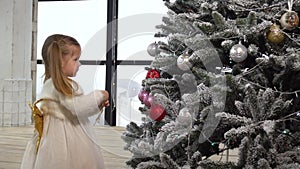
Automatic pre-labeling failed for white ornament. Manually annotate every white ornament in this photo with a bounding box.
[177,53,192,71]
[229,44,248,63]
[177,108,192,128]
[147,42,159,56]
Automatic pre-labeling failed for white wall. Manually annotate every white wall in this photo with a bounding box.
[0,0,33,126]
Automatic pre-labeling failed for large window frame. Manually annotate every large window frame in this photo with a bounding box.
[37,0,153,126]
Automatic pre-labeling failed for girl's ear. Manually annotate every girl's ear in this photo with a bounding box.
[61,59,64,67]
[61,58,66,69]
[61,56,67,67]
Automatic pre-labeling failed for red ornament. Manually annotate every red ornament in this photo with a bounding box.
[149,104,166,121]
[146,69,160,79]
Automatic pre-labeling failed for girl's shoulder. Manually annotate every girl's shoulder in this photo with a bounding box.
[39,78,59,99]
[40,78,83,99]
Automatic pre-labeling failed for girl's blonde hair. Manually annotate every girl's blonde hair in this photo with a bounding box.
[42,34,81,97]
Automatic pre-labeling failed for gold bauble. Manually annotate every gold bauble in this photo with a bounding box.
[266,24,284,44]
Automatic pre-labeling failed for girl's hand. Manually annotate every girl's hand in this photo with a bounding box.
[103,100,110,107]
[98,100,109,110]
[98,90,109,109]
[101,90,109,101]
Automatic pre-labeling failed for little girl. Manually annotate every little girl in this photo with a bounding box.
[20,34,109,169]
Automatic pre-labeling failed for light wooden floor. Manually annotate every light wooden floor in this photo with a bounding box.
[0,126,132,169]
[0,126,238,169]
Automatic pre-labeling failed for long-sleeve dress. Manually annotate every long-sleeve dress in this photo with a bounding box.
[20,78,106,169]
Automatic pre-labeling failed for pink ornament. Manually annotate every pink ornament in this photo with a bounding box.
[149,104,166,121]
[138,90,149,102]
[143,94,154,107]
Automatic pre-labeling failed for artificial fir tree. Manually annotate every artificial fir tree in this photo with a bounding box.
[121,0,300,168]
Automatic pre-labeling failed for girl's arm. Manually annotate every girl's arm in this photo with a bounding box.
[59,90,109,117]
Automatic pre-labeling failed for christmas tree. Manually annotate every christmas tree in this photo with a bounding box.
[121,0,300,168]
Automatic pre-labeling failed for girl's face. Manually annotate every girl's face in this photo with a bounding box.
[61,45,81,77]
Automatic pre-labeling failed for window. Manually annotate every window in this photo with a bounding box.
[37,0,107,124]
[37,0,168,126]
[117,0,167,126]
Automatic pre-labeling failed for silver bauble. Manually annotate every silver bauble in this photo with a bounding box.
[147,42,159,56]
[177,53,192,71]
[177,108,192,127]
[229,44,248,63]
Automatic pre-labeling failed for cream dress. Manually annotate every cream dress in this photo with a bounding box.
[20,79,106,169]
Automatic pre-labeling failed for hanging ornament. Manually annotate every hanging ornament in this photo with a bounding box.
[138,89,149,102]
[266,24,285,44]
[280,11,299,30]
[177,53,192,71]
[147,42,160,56]
[177,108,192,127]
[280,0,299,30]
[229,43,248,63]
[143,94,154,107]
[149,104,166,121]
[146,69,160,79]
